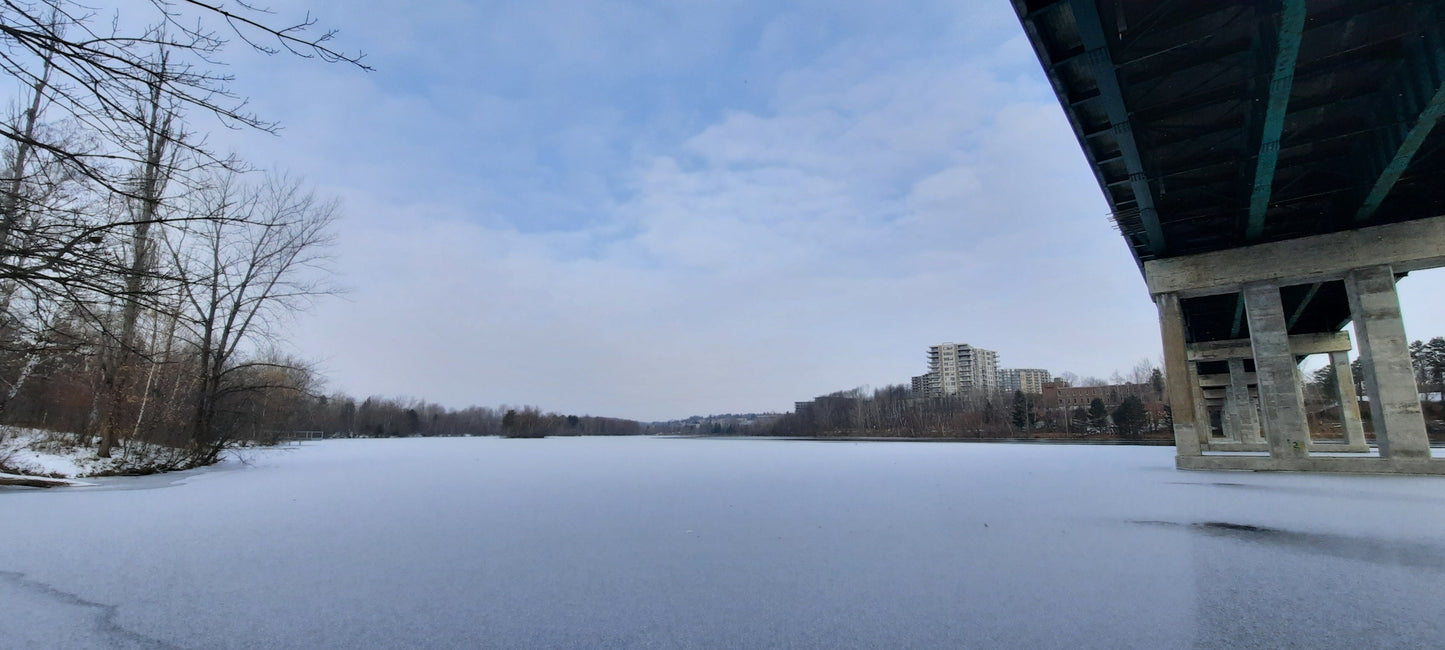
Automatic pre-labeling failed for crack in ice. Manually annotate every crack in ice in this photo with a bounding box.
[0,570,180,649]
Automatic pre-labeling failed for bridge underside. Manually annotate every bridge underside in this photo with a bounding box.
[1016,0,1445,473]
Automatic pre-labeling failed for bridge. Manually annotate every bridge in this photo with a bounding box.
[1014,0,1445,473]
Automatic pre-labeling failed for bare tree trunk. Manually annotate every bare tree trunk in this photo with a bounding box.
[99,55,177,458]
[0,45,58,416]
[0,46,55,269]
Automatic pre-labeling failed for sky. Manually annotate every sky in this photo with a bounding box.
[179,0,1445,421]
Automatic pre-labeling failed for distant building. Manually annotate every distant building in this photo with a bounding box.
[911,373,938,397]
[914,343,998,398]
[1042,382,1159,410]
[999,368,1052,395]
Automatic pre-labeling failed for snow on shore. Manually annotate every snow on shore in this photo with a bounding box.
[0,428,120,478]
[2,437,1443,649]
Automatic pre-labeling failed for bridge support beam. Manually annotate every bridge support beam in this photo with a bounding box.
[1347,265,1431,458]
[1148,218,1445,473]
[1188,361,1213,446]
[1327,351,1368,452]
[1243,283,1311,460]
[1224,358,1263,445]
[1195,367,1266,451]
[1156,293,1200,457]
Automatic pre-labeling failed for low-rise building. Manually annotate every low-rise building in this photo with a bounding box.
[1041,382,1160,410]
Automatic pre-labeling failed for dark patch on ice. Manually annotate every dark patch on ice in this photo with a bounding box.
[0,570,180,649]
[1197,521,1270,533]
[1129,519,1178,528]
[1128,521,1445,571]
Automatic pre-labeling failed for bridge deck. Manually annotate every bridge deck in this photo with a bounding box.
[1017,0,1445,343]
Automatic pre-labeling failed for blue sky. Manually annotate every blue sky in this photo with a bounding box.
[195,0,1445,420]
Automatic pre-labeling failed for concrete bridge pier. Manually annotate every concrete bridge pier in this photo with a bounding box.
[1242,283,1311,459]
[1148,219,1445,474]
[1191,358,1266,451]
[1346,265,1431,459]
[1327,351,1368,452]
[1223,358,1262,445]
[1156,293,1200,457]
[1186,361,1213,446]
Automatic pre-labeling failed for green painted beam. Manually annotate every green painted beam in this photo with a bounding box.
[1286,282,1322,331]
[1022,0,1070,21]
[1229,294,1246,338]
[1069,0,1167,255]
[1245,0,1307,241]
[1355,72,1445,223]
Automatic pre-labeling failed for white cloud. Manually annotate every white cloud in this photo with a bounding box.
[280,25,1164,420]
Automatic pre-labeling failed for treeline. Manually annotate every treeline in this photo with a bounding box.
[0,3,364,468]
[262,397,642,440]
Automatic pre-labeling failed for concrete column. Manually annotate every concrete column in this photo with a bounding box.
[1157,293,1200,456]
[1187,362,1212,444]
[1330,351,1368,451]
[1243,283,1310,459]
[1346,265,1431,459]
[1221,380,1242,442]
[1226,357,1262,443]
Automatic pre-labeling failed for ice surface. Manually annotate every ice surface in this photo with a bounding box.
[2,437,1443,648]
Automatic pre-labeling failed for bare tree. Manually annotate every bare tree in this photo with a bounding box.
[0,3,358,465]
[0,31,101,417]
[0,1,366,183]
[164,171,334,457]
[0,1,363,309]
[1128,358,1155,386]
[97,44,185,457]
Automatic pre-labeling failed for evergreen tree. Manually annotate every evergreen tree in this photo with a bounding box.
[1011,390,1029,429]
[1088,398,1109,430]
[1426,337,1445,388]
[1112,396,1148,438]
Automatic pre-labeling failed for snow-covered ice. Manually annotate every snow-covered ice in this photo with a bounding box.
[2,437,1442,648]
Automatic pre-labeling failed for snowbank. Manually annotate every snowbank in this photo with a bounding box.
[0,427,212,478]
[0,428,118,478]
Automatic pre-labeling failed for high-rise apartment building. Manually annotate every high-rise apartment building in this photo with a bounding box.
[911,372,938,396]
[912,343,998,398]
[998,368,1052,395]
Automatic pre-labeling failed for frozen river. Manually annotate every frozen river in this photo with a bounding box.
[3,437,1443,648]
